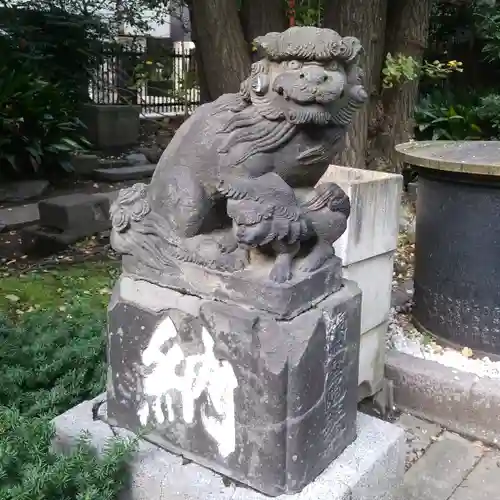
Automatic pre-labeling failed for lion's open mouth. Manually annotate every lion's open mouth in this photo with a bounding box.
[279,85,343,106]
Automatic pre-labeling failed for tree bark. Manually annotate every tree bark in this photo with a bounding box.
[324,0,388,169]
[188,0,251,101]
[376,0,433,172]
[186,1,210,103]
[240,0,287,43]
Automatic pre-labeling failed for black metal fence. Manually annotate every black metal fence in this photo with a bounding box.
[89,37,200,116]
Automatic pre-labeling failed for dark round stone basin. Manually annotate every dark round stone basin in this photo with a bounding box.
[396,141,500,355]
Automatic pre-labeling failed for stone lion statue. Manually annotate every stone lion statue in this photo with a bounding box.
[110,26,367,283]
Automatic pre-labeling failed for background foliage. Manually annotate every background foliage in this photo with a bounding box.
[416,0,500,141]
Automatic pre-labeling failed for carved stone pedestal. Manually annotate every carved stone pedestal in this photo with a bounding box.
[106,275,361,497]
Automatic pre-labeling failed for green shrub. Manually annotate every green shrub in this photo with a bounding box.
[475,93,500,134]
[0,263,135,500]
[415,90,483,141]
[0,66,89,179]
[0,32,90,180]
[0,407,136,500]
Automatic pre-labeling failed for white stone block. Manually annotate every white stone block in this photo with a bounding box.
[343,251,394,335]
[358,321,388,401]
[319,165,403,266]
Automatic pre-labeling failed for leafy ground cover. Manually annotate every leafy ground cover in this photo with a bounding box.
[0,260,136,500]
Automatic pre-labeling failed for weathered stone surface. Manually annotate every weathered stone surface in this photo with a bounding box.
[104,27,374,499]
[53,397,405,500]
[21,225,84,255]
[317,166,400,400]
[395,140,500,176]
[106,276,362,497]
[391,278,414,309]
[358,321,387,401]
[396,414,441,470]
[137,146,162,164]
[80,104,141,149]
[0,203,39,231]
[407,182,418,203]
[93,165,156,181]
[98,158,130,169]
[450,450,500,500]
[38,193,110,235]
[70,154,99,175]
[342,251,394,334]
[320,165,403,266]
[125,152,149,165]
[110,28,368,284]
[0,180,50,202]
[386,350,500,446]
[123,254,343,320]
[398,432,484,500]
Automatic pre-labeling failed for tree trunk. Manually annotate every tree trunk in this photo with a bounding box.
[324,0,388,169]
[186,1,210,103]
[240,0,287,43]
[377,0,433,172]
[188,0,251,101]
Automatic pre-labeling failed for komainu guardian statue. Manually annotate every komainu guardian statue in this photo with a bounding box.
[110,26,367,285]
[107,27,366,497]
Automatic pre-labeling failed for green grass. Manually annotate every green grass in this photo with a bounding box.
[0,261,136,500]
[0,261,120,320]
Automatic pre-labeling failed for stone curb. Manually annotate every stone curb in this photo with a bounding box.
[386,350,500,446]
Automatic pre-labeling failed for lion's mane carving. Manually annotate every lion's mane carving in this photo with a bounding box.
[110,27,367,283]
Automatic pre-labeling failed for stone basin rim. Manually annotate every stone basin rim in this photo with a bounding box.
[395,140,500,177]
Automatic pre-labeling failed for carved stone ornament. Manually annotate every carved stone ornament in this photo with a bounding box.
[107,27,366,497]
[109,26,367,289]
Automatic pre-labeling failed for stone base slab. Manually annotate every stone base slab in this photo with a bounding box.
[53,396,405,500]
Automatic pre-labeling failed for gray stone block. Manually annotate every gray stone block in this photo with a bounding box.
[0,203,39,231]
[386,350,500,446]
[38,193,110,235]
[106,276,361,496]
[70,154,100,176]
[396,413,442,470]
[125,152,149,165]
[0,180,49,202]
[93,165,156,181]
[98,158,131,169]
[450,450,500,500]
[52,396,405,500]
[123,255,343,320]
[399,432,483,500]
[80,104,141,149]
[21,225,85,255]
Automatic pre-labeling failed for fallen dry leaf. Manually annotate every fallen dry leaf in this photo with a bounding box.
[462,347,473,358]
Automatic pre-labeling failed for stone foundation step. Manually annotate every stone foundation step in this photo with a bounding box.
[53,396,406,500]
[398,431,485,500]
[92,164,156,182]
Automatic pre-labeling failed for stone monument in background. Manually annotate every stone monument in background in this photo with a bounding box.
[106,26,368,497]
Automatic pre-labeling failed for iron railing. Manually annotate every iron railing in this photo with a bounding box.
[89,38,200,116]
